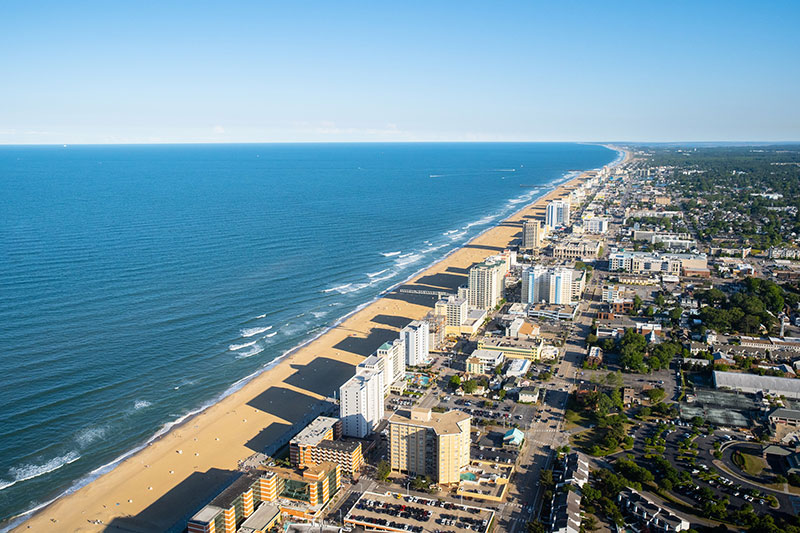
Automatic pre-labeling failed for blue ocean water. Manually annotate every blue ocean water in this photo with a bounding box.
[0,142,615,523]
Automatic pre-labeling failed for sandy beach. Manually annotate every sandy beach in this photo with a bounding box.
[11,147,627,532]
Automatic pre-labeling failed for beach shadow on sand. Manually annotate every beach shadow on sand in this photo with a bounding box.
[245,421,293,453]
[445,266,469,275]
[413,272,466,291]
[370,314,414,330]
[284,357,356,397]
[332,327,400,357]
[383,290,439,307]
[103,467,238,533]
[246,387,319,419]
[462,244,505,253]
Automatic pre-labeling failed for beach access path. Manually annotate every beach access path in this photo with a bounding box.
[12,148,627,532]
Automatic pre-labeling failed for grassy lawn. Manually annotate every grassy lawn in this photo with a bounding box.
[733,450,766,476]
[563,409,592,431]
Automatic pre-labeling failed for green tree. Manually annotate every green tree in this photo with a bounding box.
[645,387,666,404]
[462,379,478,394]
[377,460,391,481]
[449,375,461,389]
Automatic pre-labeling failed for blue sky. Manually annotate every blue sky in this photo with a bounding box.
[1,1,798,143]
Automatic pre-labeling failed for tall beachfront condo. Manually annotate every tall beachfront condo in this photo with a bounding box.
[545,199,571,229]
[388,408,471,485]
[521,265,573,305]
[339,368,384,438]
[401,320,430,367]
[376,338,406,392]
[467,260,504,310]
[521,219,543,250]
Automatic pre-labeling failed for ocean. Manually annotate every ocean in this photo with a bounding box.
[0,142,616,524]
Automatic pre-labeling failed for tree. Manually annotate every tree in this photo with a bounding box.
[377,460,391,481]
[449,375,461,389]
[462,380,478,394]
[645,387,666,404]
[498,389,507,400]
[586,333,599,347]
[539,371,552,382]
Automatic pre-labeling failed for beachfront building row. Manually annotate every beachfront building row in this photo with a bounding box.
[546,199,571,229]
[388,407,471,484]
[288,416,363,480]
[188,462,341,532]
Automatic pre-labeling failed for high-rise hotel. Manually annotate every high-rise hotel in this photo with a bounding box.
[545,199,571,229]
[388,408,471,485]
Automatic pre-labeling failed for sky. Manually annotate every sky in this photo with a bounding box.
[1,1,798,144]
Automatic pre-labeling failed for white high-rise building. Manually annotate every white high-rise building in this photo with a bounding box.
[377,338,405,393]
[521,266,574,305]
[401,320,430,366]
[468,260,504,310]
[339,368,384,438]
[545,200,571,229]
[583,216,609,234]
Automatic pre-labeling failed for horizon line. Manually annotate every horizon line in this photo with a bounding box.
[1,140,799,147]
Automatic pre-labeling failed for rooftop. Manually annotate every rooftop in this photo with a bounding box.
[290,416,340,448]
[389,408,470,436]
[714,370,800,394]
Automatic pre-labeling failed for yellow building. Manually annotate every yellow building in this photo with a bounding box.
[388,408,471,485]
[187,462,341,532]
[477,337,544,361]
[289,416,363,480]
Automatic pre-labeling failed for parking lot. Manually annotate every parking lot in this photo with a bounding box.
[344,491,495,533]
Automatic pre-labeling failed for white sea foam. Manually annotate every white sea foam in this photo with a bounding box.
[254,313,267,319]
[0,452,81,492]
[323,283,352,294]
[311,311,328,318]
[367,269,389,278]
[229,339,258,351]
[134,400,152,410]
[381,251,402,257]
[265,331,278,338]
[240,325,272,337]
[75,426,108,448]
[236,345,265,359]
[395,253,423,267]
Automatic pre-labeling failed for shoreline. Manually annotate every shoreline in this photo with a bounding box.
[8,146,628,532]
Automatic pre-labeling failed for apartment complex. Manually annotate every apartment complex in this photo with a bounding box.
[339,368,384,438]
[468,259,505,310]
[401,320,430,366]
[545,199,571,229]
[188,462,342,531]
[376,338,406,391]
[388,408,471,485]
[521,266,573,305]
[521,219,543,249]
[288,416,363,480]
[582,215,609,234]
